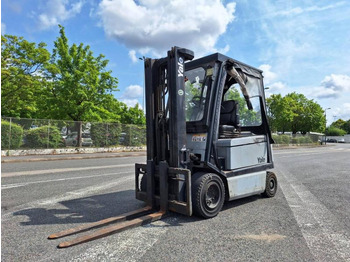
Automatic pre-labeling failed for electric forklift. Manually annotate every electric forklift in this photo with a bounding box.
[49,46,277,247]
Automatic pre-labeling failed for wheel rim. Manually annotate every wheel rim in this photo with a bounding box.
[205,182,221,209]
[269,178,276,192]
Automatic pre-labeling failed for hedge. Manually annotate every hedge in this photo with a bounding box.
[124,125,146,146]
[91,122,123,147]
[25,125,62,148]
[1,120,23,149]
[272,134,291,144]
[273,134,313,145]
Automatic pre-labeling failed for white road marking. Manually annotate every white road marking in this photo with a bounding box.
[1,171,132,190]
[274,150,319,155]
[277,152,331,158]
[274,147,350,154]
[1,164,135,177]
[277,166,350,261]
[274,148,350,158]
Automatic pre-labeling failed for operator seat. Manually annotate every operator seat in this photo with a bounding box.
[219,100,240,138]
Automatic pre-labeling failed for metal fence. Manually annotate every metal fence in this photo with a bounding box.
[272,133,321,145]
[1,117,146,150]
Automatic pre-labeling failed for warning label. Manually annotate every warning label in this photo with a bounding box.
[192,134,207,142]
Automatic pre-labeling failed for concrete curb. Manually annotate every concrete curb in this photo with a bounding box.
[1,146,147,163]
[1,146,146,157]
[272,144,334,150]
[1,152,146,163]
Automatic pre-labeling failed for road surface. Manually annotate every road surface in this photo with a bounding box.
[1,145,350,261]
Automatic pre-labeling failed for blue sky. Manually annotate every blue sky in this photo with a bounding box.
[2,0,350,124]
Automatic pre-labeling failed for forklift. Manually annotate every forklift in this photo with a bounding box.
[49,47,277,247]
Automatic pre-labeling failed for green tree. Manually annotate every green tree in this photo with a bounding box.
[1,35,50,118]
[43,25,119,122]
[331,119,346,129]
[44,25,120,145]
[267,92,325,134]
[266,94,294,133]
[344,120,350,134]
[330,119,350,134]
[326,126,347,136]
[287,93,325,134]
[120,104,146,125]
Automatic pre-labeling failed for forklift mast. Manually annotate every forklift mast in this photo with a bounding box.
[145,47,194,168]
[135,47,195,216]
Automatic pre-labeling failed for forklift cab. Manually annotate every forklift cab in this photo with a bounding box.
[136,47,277,219]
[185,53,274,173]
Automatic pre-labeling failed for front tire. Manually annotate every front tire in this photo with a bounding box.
[262,171,277,198]
[192,172,225,218]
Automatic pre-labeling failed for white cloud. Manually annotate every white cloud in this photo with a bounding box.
[1,23,6,35]
[332,103,350,121]
[120,84,144,108]
[321,74,350,92]
[258,64,286,95]
[259,64,277,84]
[122,85,143,99]
[268,82,286,91]
[128,50,138,63]
[37,0,84,30]
[97,0,236,57]
[120,99,141,108]
[272,2,347,17]
[313,74,350,99]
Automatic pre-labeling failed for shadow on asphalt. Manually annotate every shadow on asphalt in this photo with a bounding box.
[13,190,145,226]
[158,194,263,227]
[222,194,261,211]
[13,191,263,227]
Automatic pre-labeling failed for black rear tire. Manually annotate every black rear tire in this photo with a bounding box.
[262,172,277,198]
[192,172,225,218]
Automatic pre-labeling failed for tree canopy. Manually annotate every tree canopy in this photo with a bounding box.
[43,25,119,122]
[267,92,325,134]
[1,35,50,118]
[1,27,145,125]
[327,119,350,135]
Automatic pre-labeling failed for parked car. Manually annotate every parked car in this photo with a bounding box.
[64,132,93,147]
[326,138,338,143]
[338,138,345,143]
[119,132,127,144]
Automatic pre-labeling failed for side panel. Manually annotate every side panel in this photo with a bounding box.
[217,135,268,170]
[227,171,266,200]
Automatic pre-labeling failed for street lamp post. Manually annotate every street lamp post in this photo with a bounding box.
[324,107,331,145]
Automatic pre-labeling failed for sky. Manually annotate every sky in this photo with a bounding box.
[2,0,350,125]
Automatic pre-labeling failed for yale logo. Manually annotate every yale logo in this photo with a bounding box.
[178,57,184,77]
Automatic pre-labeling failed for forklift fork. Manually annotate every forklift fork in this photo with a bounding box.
[48,162,191,248]
[48,206,165,248]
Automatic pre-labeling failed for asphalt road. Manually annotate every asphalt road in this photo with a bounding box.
[1,144,350,261]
